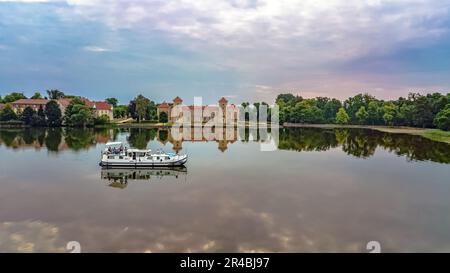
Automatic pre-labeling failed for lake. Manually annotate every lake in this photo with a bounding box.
[0,127,449,252]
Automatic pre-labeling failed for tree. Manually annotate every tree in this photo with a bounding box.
[367,101,382,125]
[323,99,342,123]
[2,92,27,103]
[434,104,450,131]
[31,92,43,99]
[105,98,118,107]
[45,100,62,127]
[134,94,150,122]
[127,100,138,120]
[355,106,369,124]
[410,94,434,128]
[0,104,18,121]
[64,98,94,127]
[68,105,94,127]
[240,102,252,122]
[30,106,47,127]
[343,93,376,123]
[146,100,157,121]
[396,100,414,126]
[113,105,128,118]
[382,102,398,126]
[159,111,168,123]
[276,93,301,106]
[94,114,110,125]
[335,107,349,124]
[21,106,35,125]
[290,100,324,124]
[46,89,65,100]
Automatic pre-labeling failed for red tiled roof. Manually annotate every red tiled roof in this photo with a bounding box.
[12,99,49,105]
[92,101,112,110]
[57,98,72,108]
[159,102,170,108]
[80,98,94,107]
[56,98,111,110]
[173,96,183,103]
[219,97,228,103]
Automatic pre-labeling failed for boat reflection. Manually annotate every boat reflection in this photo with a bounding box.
[100,166,188,189]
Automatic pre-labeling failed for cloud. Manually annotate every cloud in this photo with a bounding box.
[55,1,450,86]
[82,45,112,52]
[54,1,450,57]
[4,1,450,65]
[0,0,57,2]
[0,221,65,252]
[1,0,450,99]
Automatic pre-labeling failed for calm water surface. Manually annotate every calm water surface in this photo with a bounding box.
[0,127,449,252]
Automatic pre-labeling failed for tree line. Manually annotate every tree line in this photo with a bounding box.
[0,91,160,126]
[3,90,449,130]
[106,94,159,122]
[276,92,450,131]
[0,90,111,127]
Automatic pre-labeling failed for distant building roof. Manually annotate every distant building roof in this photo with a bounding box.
[57,98,72,108]
[219,97,228,104]
[0,103,5,110]
[12,99,49,105]
[92,101,113,110]
[57,98,112,110]
[173,96,183,103]
[159,102,170,109]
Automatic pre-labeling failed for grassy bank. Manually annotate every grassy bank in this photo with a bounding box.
[283,123,450,144]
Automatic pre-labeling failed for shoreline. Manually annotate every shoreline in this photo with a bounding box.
[283,123,450,144]
[1,122,449,144]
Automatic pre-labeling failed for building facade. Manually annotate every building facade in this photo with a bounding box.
[157,96,238,124]
[11,99,49,113]
[10,98,113,120]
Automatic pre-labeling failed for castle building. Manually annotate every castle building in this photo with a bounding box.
[156,96,238,124]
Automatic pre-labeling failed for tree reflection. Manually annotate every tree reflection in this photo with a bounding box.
[45,128,62,152]
[64,128,97,151]
[0,128,112,152]
[0,127,449,163]
[279,128,338,152]
[341,130,378,158]
[127,128,157,149]
[278,128,450,163]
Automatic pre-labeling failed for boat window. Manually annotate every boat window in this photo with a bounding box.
[108,156,115,159]
[119,156,123,159]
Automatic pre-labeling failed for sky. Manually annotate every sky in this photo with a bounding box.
[0,0,450,104]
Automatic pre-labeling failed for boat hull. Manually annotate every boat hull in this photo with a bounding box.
[99,156,188,169]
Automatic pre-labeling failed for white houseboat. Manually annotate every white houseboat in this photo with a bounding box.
[100,142,188,168]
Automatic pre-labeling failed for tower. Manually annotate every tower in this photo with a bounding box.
[218,97,228,124]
